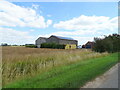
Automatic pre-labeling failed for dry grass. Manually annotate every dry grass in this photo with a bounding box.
[2,46,108,86]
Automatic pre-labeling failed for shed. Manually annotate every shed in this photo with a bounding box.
[82,41,94,49]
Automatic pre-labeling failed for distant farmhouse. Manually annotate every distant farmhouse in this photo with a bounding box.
[35,35,78,49]
[82,41,94,49]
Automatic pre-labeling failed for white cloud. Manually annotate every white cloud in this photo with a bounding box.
[32,4,39,10]
[39,27,115,45]
[47,14,52,17]
[59,0,119,2]
[51,29,100,36]
[4,0,119,2]
[0,0,52,28]
[29,29,35,32]
[74,36,94,45]
[0,27,36,45]
[46,20,53,27]
[53,15,118,32]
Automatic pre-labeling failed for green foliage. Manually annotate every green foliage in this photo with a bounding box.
[1,43,8,46]
[4,53,118,88]
[41,43,65,49]
[25,45,36,48]
[93,34,120,53]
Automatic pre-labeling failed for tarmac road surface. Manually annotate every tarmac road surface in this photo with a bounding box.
[82,63,119,88]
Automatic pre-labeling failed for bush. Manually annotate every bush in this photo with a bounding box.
[41,43,65,49]
[25,45,36,48]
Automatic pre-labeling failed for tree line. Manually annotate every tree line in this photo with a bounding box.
[93,34,120,53]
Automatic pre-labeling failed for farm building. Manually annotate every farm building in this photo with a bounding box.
[35,37,47,48]
[82,41,94,49]
[35,35,78,49]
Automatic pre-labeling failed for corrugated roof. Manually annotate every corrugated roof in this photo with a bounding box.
[39,37,47,39]
[52,35,74,40]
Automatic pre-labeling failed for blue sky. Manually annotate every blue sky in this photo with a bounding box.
[0,0,118,45]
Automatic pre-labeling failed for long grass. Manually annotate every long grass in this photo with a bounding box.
[4,53,118,88]
[2,46,108,86]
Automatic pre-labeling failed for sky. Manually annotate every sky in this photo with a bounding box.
[0,0,118,45]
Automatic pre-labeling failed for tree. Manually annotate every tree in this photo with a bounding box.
[1,43,8,46]
[93,34,120,53]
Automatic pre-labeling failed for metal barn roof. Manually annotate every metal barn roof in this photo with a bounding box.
[52,35,74,40]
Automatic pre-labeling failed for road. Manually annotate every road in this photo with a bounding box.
[82,63,119,88]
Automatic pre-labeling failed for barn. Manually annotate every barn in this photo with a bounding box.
[35,37,47,48]
[35,35,78,49]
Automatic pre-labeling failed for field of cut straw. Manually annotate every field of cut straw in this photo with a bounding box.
[2,46,109,87]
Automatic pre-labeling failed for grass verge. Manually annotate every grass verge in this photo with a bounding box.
[4,53,118,88]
